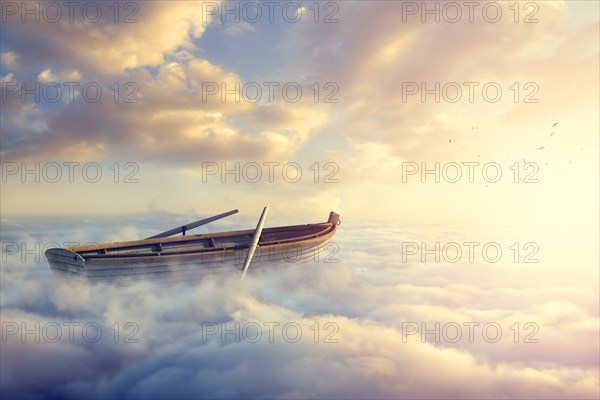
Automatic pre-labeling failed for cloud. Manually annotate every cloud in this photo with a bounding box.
[0,51,19,70]
[278,0,597,162]
[223,21,257,37]
[3,1,597,170]
[1,11,340,166]
[1,57,306,164]
[37,68,82,82]
[0,1,212,76]
[1,216,598,399]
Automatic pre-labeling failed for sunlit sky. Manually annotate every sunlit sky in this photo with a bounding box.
[1,0,597,230]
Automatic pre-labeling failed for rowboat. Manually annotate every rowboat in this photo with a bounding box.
[45,208,340,284]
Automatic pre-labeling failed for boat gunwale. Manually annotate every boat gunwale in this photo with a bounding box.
[81,227,337,263]
[69,221,336,254]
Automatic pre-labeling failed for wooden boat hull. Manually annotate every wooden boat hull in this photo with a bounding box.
[46,212,340,284]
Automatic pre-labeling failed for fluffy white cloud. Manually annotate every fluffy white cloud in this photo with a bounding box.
[1,1,212,75]
[0,217,597,399]
[1,3,336,165]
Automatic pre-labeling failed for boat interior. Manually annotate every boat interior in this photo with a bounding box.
[70,222,336,260]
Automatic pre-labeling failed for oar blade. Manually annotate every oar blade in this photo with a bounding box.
[240,207,268,280]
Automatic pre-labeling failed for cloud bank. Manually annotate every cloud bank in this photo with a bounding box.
[1,216,598,399]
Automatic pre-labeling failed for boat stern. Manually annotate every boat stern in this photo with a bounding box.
[45,248,86,276]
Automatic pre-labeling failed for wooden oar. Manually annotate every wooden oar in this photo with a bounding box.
[145,209,239,239]
[240,207,268,280]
